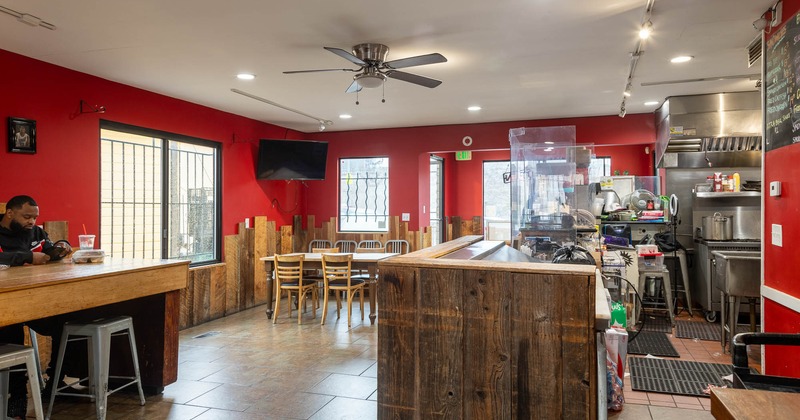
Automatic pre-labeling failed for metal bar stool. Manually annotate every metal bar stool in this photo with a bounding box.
[46,316,145,420]
[637,267,675,326]
[1,343,44,420]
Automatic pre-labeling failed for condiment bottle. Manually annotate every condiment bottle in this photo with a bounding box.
[733,173,741,192]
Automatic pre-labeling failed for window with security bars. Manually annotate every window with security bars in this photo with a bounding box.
[339,157,389,232]
[100,122,221,265]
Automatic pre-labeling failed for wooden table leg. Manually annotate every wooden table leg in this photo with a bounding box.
[264,261,275,319]
[368,264,377,324]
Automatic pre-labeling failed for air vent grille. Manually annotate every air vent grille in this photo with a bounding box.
[747,35,762,67]
[701,136,762,152]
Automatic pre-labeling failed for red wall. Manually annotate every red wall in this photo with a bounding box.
[1,48,656,248]
[0,49,304,246]
[306,115,655,228]
[763,0,800,377]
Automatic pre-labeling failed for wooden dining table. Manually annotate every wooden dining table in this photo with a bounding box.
[0,257,189,393]
[260,252,398,324]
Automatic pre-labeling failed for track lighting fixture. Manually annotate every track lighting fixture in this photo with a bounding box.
[639,21,653,39]
[231,88,333,131]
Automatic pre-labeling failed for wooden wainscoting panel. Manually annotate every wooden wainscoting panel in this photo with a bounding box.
[43,221,69,243]
[253,216,268,304]
[240,226,255,308]
[224,234,240,315]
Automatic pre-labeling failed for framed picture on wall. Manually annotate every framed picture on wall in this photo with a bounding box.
[8,117,37,154]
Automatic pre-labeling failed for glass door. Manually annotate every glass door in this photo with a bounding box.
[483,160,511,241]
[430,155,444,245]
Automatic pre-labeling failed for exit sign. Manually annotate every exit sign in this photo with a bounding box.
[455,150,472,161]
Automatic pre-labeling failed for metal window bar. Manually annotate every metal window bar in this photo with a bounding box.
[101,137,162,259]
[341,172,389,223]
[102,133,218,263]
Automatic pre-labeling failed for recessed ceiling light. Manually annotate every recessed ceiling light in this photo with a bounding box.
[467,106,482,111]
[670,55,693,63]
[339,114,352,119]
[236,73,256,80]
[644,101,659,106]
[544,141,554,145]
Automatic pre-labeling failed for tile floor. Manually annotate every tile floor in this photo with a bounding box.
[610,311,762,420]
[30,304,754,419]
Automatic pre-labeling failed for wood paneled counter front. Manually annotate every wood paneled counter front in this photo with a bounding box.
[0,258,189,392]
[377,236,598,419]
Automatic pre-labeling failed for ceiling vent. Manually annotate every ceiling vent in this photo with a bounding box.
[747,35,762,67]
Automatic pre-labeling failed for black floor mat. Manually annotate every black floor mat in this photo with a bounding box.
[675,320,751,341]
[627,331,680,357]
[638,314,673,333]
[629,357,735,397]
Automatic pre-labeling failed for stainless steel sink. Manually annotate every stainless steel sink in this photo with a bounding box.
[712,251,761,297]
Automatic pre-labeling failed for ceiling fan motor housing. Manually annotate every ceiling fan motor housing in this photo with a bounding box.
[352,43,390,63]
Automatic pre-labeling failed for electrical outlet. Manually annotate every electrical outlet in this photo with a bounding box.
[401,213,410,221]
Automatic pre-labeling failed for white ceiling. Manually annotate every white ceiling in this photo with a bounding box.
[0,0,773,133]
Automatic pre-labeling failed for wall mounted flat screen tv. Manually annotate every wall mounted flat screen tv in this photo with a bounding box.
[256,139,328,180]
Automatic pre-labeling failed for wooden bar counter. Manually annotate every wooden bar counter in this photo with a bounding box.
[0,257,189,392]
[377,236,598,419]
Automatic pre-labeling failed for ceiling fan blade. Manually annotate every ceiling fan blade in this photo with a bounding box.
[283,68,357,74]
[384,53,447,69]
[345,80,362,93]
[385,70,442,88]
[324,47,366,66]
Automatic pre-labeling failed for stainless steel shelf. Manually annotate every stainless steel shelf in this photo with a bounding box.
[694,191,761,198]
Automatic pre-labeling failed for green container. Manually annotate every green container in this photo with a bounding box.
[610,301,627,329]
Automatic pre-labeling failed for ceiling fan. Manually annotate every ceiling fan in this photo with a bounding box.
[284,43,447,93]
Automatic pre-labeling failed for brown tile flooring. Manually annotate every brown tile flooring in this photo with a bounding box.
[610,311,762,420]
[28,304,757,419]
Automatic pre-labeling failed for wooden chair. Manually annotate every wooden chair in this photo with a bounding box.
[385,239,411,255]
[355,247,385,254]
[273,254,318,324]
[333,240,357,253]
[311,247,340,253]
[321,254,365,327]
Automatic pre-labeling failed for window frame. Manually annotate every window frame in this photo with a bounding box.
[100,120,222,266]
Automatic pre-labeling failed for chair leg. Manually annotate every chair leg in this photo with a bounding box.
[26,351,44,420]
[346,289,353,327]
[125,328,146,406]
[321,288,329,325]
[360,287,365,321]
[1,369,8,419]
[46,329,71,420]
[92,331,111,420]
[273,289,281,324]
[297,289,304,325]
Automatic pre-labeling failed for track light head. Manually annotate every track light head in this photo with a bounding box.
[753,17,768,31]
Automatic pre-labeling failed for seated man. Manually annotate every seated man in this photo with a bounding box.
[0,195,72,419]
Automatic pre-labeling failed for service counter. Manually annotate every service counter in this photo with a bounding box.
[376,235,604,419]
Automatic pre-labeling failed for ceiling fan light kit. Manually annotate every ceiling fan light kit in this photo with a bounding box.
[284,43,447,102]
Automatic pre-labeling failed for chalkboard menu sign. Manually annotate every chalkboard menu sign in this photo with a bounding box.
[765,12,800,151]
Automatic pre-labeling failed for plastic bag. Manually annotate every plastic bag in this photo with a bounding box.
[552,245,596,265]
[654,232,683,252]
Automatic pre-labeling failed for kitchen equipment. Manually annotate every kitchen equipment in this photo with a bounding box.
[602,190,622,213]
[624,189,658,212]
[701,212,733,240]
[694,239,761,322]
[591,198,605,217]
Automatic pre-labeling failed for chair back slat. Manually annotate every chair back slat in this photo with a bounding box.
[312,247,340,253]
[333,240,358,253]
[385,239,410,254]
[357,240,383,249]
[308,239,333,252]
[356,247,385,254]
[322,253,353,287]
[275,254,304,283]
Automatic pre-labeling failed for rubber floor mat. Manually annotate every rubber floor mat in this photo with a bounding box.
[627,331,680,357]
[629,357,736,397]
[675,320,750,341]
[636,314,673,333]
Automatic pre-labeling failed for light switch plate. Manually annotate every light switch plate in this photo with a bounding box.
[401,213,410,221]
[772,224,783,247]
